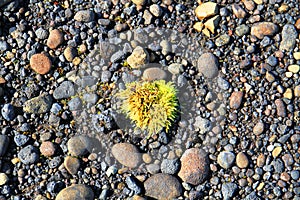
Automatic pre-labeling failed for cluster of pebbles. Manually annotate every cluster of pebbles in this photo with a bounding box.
[0,0,299,199]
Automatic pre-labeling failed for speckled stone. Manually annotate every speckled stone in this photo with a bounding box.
[55,184,94,200]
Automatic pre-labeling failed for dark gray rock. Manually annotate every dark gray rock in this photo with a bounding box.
[18,145,39,164]
[197,53,219,79]
[161,158,180,174]
[0,135,10,156]
[1,104,15,121]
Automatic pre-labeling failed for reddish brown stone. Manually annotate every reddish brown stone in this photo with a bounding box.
[251,22,279,39]
[47,29,64,49]
[40,141,56,157]
[30,53,52,75]
[229,91,244,109]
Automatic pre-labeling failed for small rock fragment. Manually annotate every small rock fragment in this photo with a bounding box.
[127,46,149,69]
[197,53,219,79]
[251,22,279,39]
[24,94,53,114]
[195,2,218,20]
[47,29,63,49]
[229,91,243,109]
[232,4,247,18]
[142,67,167,81]
[280,24,297,52]
[74,10,95,22]
[204,15,220,34]
[111,143,142,168]
[274,99,286,117]
[217,151,235,169]
[236,152,249,168]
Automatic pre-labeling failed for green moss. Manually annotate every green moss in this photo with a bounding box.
[116,80,178,138]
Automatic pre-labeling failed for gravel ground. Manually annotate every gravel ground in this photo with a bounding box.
[0,0,299,199]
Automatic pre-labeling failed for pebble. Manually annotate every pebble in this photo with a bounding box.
[253,121,264,135]
[127,46,149,69]
[29,53,52,74]
[35,28,48,40]
[197,53,219,79]
[272,146,282,158]
[144,173,182,199]
[288,64,299,73]
[142,67,167,81]
[68,97,82,111]
[243,0,255,11]
[217,151,235,169]
[279,24,297,52]
[193,22,203,32]
[74,10,94,22]
[274,99,286,117]
[56,184,94,200]
[235,24,250,37]
[146,164,160,174]
[23,94,53,114]
[221,183,238,200]
[215,34,230,47]
[132,0,147,6]
[0,40,9,51]
[125,176,142,195]
[53,81,75,100]
[195,2,218,20]
[203,15,220,35]
[40,141,56,157]
[0,135,9,156]
[229,91,243,109]
[178,148,210,185]
[64,46,77,62]
[283,88,293,99]
[236,152,249,168]
[168,63,182,75]
[47,29,64,49]
[18,145,39,165]
[232,4,247,18]
[194,116,212,134]
[149,4,162,17]
[67,135,93,156]
[64,156,80,175]
[161,158,180,175]
[0,173,9,186]
[291,170,299,180]
[14,134,29,146]
[111,143,142,168]
[143,10,153,25]
[266,71,276,82]
[251,22,279,39]
[295,85,300,97]
[1,103,15,121]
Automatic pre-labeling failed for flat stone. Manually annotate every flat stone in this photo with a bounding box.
[215,34,231,47]
[74,10,95,22]
[274,99,286,117]
[144,173,182,199]
[18,145,39,165]
[280,24,297,52]
[127,46,149,69]
[40,141,56,157]
[293,52,300,60]
[64,156,80,175]
[30,53,52,75]
[111,143,142,168]
[56,184,94,200]
[229,91,243,109]
[236,152,249,168]
[232,4,247,18]
[67,136,93,156]
[142,67,167,81]
[68,97,82,111]
[197,53,219,79]
[0,135,9,156]
[195,2,218,20]
[53,81,75,100]
[251,22,279,39]
[178,148,210,185]
[47,29,63,49]
[288,64,300,73]
[217,151,235,169]
[24,94,53,114]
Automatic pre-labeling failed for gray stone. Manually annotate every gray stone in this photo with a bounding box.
[280,24,297,51]
[83,93,99,105]
[53,81,75,99]
[112,143,142,168]
[1,104,15,121]
[146,164,160,174]
[142,67,167,81]
[14,134,29,146]
[68,97,82,111]
[217,151,236,169]
[197,53,219,79]
[67,136,93,156]
[245,191,261,200]
[24,94,53,114]
[215,34,231,47]
[217,77,230,90]
[235,24,250,37]
[0,135,9,156]
[101,71,112,83]
[18,145,39,164]
[56,184,94,200]
[194,116,212,134]
[74,10,95,22]
[144,173,182,199]
[35,28,49,40]
[0,41,9,51]
[161,158,180,174]
[168,63,182,75]
[125,176,142,195]
[221,183,238,200]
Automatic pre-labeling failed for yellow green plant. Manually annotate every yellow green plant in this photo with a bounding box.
[116,80,178,138]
